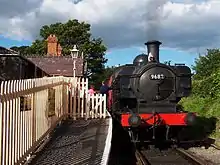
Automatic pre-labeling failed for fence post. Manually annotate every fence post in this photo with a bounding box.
[32,80,36,145]
[77,78,81,118]
[0,81,4,165]
[85,95,90,120]
[81,78,84,118]
[73,78,77,120]
[103,94,106,118]
[91,95,94,119]
[69,80,73,117]
[62,80,68,119]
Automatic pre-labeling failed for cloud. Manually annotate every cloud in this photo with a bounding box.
[0,0,43,17]
[0,0,220,52]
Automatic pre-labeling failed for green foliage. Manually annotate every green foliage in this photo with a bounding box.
[192,70,220,98]
[180,96,212,116]
[29,40,47,56]
[104,66,117,78]
[89,66,117,89]
[180,48,220,141]
[190,49,220,98]
[10,19,108,86]
[39,20,92,55]
[10,46,32,56]
[180,96,220,140]
[192,49,220,80]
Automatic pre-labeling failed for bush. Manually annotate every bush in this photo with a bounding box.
[180,96,211,116]
[180,96,220,141]
[192,69,220,98]
[178,48,220,143]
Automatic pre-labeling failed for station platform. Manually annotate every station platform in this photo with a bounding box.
[29,117,112,165]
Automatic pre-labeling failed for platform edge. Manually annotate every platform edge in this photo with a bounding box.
[101,110,112,165]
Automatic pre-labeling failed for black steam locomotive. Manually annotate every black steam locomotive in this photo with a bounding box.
[108,40,197,143]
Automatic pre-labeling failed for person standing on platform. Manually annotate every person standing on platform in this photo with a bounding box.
[100,80,111,111]
[88,85,96,96]
[100,81,110,95]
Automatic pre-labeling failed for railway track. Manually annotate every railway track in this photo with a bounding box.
[135,149,150,165]
[210,143,220,150]
[135,145,214,165]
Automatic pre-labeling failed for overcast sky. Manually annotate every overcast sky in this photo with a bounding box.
[0,0,219,51]
[0,0,219,67]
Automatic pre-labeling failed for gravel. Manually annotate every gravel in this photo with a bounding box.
[188,146,220,165]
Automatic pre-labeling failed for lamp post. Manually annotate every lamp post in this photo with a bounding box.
[70,45,79,78]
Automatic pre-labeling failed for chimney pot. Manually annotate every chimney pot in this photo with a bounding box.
[47,34,58,56]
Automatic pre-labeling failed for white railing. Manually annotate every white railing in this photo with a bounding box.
[0,76,108,165]
[0,76,69,165]
[67,77,107,120]
[88,94,107,119]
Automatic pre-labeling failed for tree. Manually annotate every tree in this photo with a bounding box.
[90,66,117,89]
[189,49,220,98]
[192,49,220,80]
[10,19,108,86]
[39,20,92,55]
[10,46,32,56]
[28,40,47,56]
[103,66,117,78]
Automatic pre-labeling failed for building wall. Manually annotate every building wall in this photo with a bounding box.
[0,55,48,80]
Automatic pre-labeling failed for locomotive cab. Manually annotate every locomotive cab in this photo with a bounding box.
[111,64,137,112]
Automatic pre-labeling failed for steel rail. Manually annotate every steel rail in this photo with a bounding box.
[135,149,150,165]
[136,145,214,165]
[210,143,220,150]
[175,148,212,165]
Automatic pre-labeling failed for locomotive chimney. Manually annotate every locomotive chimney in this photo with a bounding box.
[145,40,162,62]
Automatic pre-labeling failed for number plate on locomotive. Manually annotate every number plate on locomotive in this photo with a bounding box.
[150,74,165,80]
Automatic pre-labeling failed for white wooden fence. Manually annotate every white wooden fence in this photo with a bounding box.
[0,76,69,165]
[0,76,107,165]
[67,77,107,120]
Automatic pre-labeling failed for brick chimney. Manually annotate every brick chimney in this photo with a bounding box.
[57,43,62,56]
[47,34,58,56]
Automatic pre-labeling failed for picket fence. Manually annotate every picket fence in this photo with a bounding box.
[0,76,107,165]
[66,77,107,119]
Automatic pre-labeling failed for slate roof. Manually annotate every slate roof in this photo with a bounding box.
[28,56,84,77]
[0,46,18,55]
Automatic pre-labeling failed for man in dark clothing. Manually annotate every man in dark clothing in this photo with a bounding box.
[100,81,110,95]
[100,81,111,111]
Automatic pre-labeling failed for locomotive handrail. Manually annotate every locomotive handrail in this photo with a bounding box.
[115,74,140,78]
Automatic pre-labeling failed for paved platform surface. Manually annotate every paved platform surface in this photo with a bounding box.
[30,117,112,165]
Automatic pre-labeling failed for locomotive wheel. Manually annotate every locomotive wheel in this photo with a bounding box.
[128,129,142,149]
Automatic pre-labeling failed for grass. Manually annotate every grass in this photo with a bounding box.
[180,96,220,145]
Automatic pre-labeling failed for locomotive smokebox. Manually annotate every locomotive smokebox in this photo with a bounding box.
[145,40,162,62]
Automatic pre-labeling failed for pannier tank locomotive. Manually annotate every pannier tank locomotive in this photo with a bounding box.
[108,40,197,143]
